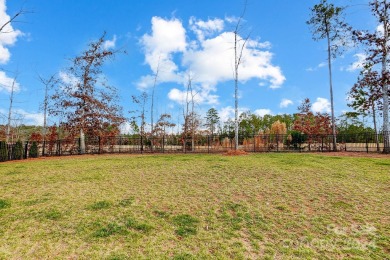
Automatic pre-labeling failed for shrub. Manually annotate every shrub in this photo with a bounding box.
[0,141,8,162]
[29,141,39,158]
[13,140,24,160]
[289,131,307,148]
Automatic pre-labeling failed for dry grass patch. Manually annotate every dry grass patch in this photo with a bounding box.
[0,153,389,259]
[224,149,248,156]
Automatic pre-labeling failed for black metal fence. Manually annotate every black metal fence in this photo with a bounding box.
[2,133,387,161]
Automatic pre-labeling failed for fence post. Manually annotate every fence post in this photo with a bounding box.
[343,134,346,152]
[321,137,324,152]
[56,140,60,156]
[253,134,256,152]
[163,135,165,153]
[365,133,369,153]
[42,140,45,157]
[375,132,380,152]
[98,136,101,154]
[141,134,144,154]
[151,135,154,153]
[207,135,210,154]
[24,141,28,159]
[7,144,11,161]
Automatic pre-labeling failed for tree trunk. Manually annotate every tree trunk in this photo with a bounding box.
[43,81,49,156]
[6,77,16,143]
[326,23,337,151]
[234,32,239,150]
[150,61,160,153]
[79,128,85,154]
[382,0,390,153]
[372,104,380,152]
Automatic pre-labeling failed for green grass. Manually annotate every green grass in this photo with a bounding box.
[0,153,389,259]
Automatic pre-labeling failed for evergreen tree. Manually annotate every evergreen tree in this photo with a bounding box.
[13,140,23,160]
[205,108,220,136]
[29,141,39,158]
[0,141,8,162]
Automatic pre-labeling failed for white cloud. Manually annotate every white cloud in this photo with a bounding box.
[218,106,253,123]
[189,17,224,41]
[377,24,384,36]
[0,0,22,64]
[306,62,328,72]
[219,106,235,123]
[0,71,20,93]
[103,35,117,50]
[59,71,79,86]
[15,109,44,126]
[279,98,293,108]
[0,44,10,63]
[138,16,186,88]
[183,31,285,88]
[168,83,219,105]
[254,109,272,117]
[318,62,327,68]
[346,53,367,72]
[141,17,186,54]
[0,108,44,126]
[312,97,331,113]
[119,122,132,134]
[139,16,285,105]
[167,88,188,104]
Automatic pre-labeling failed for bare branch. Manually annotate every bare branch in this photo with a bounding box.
[0,8,31,34]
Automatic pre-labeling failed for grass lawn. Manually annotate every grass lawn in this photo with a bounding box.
[0,153,389,259]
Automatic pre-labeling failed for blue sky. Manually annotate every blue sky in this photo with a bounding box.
[0,0,376,132]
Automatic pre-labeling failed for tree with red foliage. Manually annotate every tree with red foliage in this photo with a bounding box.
[293,99,333,145]
[47,125,58,155]
[50,33,125,154]
[30,132,43,142]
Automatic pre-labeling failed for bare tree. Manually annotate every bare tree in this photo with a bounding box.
[38,73,58,154]
[0,7,29,34]
[6,74,18,143]
[130,92,148,152]
[1,7,28,142]
[182,74,192,152]
[150,56,161,151]
[233,0,250,150]
[182,73,200,152]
